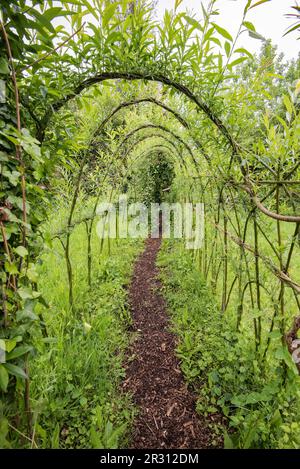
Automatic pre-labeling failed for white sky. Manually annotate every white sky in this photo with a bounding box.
[156,0,300,60]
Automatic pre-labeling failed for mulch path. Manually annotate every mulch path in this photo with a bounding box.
[123,237,221,449]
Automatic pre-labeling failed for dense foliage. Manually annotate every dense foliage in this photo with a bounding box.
[0,0,299,449]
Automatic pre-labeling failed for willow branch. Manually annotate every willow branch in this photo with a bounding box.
[0,19,27,246]
[215,223,300,295]
[21,24,85,72]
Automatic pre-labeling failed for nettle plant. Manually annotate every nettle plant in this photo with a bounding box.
[0,0,299,447]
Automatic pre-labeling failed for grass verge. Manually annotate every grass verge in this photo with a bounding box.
[158,239,300,449]
[26,223,143,448]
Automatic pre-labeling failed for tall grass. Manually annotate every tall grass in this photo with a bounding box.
[158,238,300,449]
[24,203,143,448]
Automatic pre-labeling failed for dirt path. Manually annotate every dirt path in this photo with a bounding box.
[123,237,217,449]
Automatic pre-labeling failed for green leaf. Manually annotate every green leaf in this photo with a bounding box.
[3,169,20,186]
[243,424,257,449]
[26,264,39,283]
[271,409,282,427]
[268,330,282,340]
[229,57,248,69]
[43,7,69,22]
[283,23,300,37]
[0,151,9,162]
[243,0,252,13]
[175,0,183,10]
[248,30,266,41]
[51,423,60,449]
[3,363,27,380]
[6,345,33,361]
[14,246,28,258]
[106,31,124,45]
[80,396,87,406]
[249,0,271,9]
[210,37,221,47]
[0,58,10,75]
[103,3,118,28]
[30,9,56,33]
[5,339,17,353]
[212,23,233,41]
[0,365,9,392]
[275,346,295,369]
[17,298,40,322]
[17,287,41,300]
[82,0,99,20]
[43,7,62,21]
[243,21,256,32]
[184,15,203,31]
[224,41,231,57]
[283,95,293,115]
[224,430,235,449]
[90,426,102,448]
[235,48,253,58]
[21,141,42,162]
[4,261,19,276]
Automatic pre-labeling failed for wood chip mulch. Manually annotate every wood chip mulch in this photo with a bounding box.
[123,237,222,449]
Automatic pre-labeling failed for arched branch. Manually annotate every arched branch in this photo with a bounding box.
[96,97,189,133]
[113,123,198,171]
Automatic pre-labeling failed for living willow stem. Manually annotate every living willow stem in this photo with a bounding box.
[254,213,261,348]
[1,283,8,328]
[276,181,285,342]
[0,221,16,291]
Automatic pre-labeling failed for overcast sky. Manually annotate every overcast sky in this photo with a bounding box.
[156,0,299,60]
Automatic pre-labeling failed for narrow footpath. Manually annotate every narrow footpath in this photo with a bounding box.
[123,237,217,449]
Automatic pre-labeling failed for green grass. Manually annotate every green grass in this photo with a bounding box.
[158,238,300,449]
[23,207,144,449]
